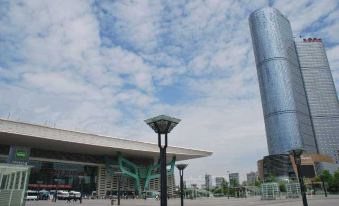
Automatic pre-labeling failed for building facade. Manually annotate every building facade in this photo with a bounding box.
[246,171,257,185]
[262,154,294,181]
[204,174,212,190]
[257,153,336,181]
[0,118,212,197]
[215,177,225,188]
[249,7,317,155]
[295,39,339,164]
[229,173,239,187]
[257,160,264,181]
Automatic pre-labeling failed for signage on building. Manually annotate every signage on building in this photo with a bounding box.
[28,184,72,189]
[7,146,31,165]
[303,38,322,42]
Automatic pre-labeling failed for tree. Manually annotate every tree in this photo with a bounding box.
[279,181,286,192]
[321,170,332,183]
[267,173,276,182]
[222,180,229,195]
[329,170,339,193]
[230,178,239,187]
[319,169,339,193]
[255,179,261,187]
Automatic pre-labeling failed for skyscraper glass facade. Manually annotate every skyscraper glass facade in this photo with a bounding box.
[296,40,339,164]
[249,8,317,155]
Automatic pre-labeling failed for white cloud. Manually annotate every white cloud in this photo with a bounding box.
[0,0,338,184]
[23,72,88,94]
[95,0,163,53]
[274,0,338,34]
[327,45,339,86]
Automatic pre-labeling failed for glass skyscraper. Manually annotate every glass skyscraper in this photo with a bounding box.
[249,8,317,155]
[296,40,339,164]
[249,8,339,164]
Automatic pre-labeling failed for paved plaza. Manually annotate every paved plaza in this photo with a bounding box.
[25,196,339,206]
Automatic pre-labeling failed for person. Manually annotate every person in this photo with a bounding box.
[66,195,72,203]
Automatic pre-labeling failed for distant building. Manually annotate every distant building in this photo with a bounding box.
[191,184,197,189]
[215,177,225,188]
[257,159,264,181]
[229,173,239,187]
[205,174,212,190]
[200,184,206,190]
[246,171,257,185]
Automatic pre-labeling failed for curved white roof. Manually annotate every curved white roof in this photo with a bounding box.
[0,118,212,161]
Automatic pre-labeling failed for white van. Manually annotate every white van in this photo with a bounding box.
[57,190,69,200]
[25,190,38,201]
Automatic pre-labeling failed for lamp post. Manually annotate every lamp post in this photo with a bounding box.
[227,170,230,199]
[79,176,85,204]
[319,175,327,197]
[115,171,123,205]
[176,164,188,206]
[289,148,308,206]
[53,178,61,202]
[192,184,197,199]
[145,115,181,206]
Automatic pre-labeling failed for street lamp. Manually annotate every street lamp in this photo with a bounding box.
[192,184,197,199]
[176,164,188,206]
[227,170,230,199]
[53,178,61,202]
[289,148,308,206]
[79,176,85,204]
[115,171,123,205]
[145,115,181,206]
[319,175,327,197]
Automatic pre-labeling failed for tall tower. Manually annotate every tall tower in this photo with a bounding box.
[296,39,339,163]
[204,174,212,190]
[249,8,318,155]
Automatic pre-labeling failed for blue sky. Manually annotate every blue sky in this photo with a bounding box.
[0,0,339,185]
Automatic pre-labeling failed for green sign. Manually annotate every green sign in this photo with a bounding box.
[15,150,28,159]
[7,146,31,165]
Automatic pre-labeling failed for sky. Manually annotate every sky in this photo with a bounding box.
[0,0,339,186]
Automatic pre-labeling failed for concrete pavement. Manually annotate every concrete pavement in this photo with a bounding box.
[25,195,339,206]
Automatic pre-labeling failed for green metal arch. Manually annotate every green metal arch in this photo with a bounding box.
[113,153,176,194]
[144,156,176,191]
[117,153,142,194]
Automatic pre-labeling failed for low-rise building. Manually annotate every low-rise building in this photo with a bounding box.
[215,177,225,188]
[246,171,257,185]
[229,173,239,187]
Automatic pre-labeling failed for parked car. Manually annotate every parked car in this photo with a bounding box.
[25,190,39,201]
[38,190,50,200]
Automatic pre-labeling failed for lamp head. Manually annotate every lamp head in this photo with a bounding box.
[289,148,303,165]
[289,148,304,157]
[176,164,188,171]
[145,115,181,134]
